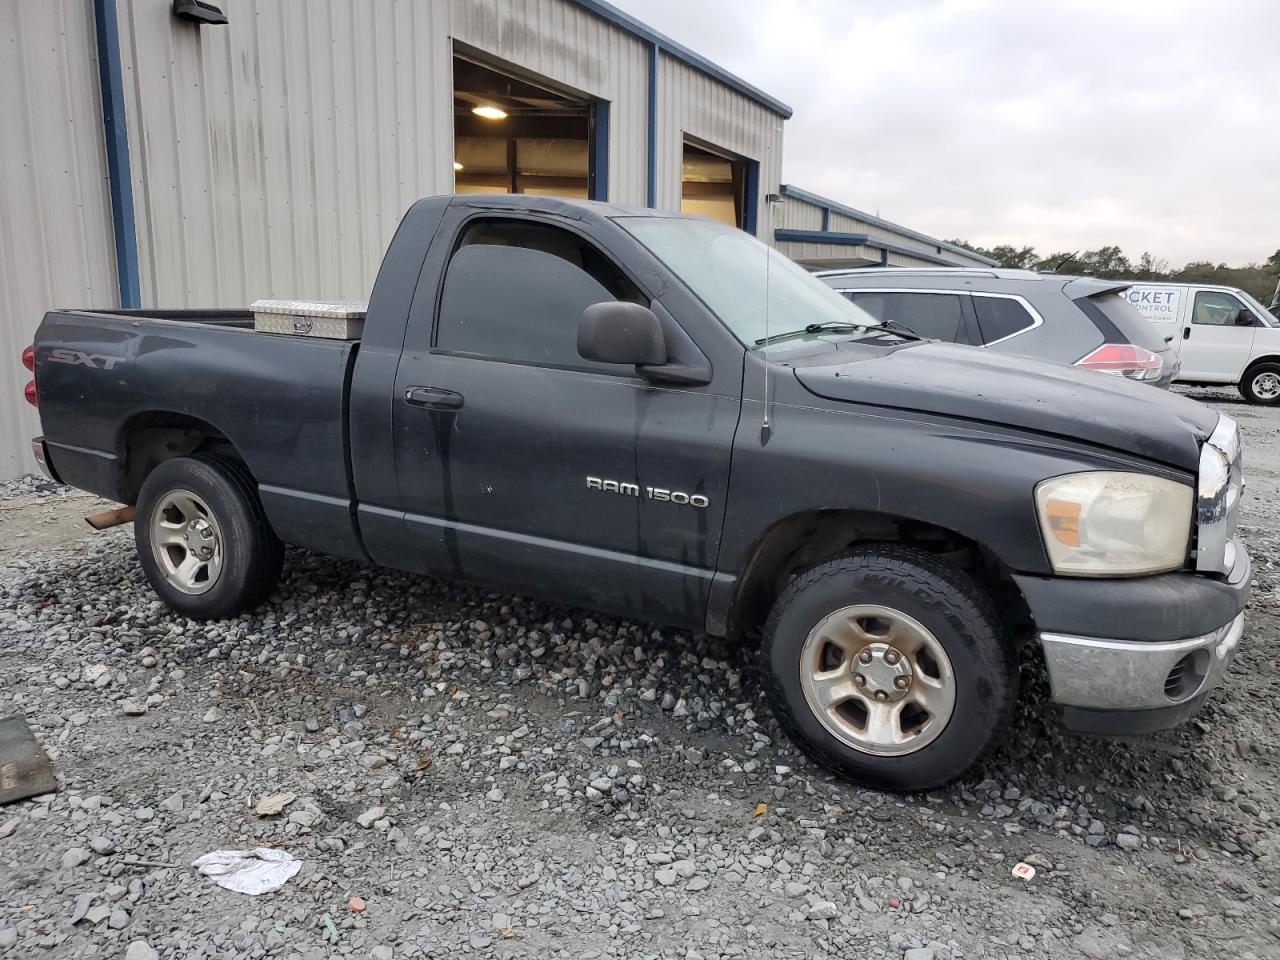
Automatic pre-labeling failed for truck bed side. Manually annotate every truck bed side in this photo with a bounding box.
[34,311,366,560]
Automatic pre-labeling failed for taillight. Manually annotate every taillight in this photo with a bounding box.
[1076,344,1163,381]
[22,344,37,406]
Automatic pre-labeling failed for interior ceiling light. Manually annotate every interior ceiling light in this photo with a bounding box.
[453,161,464,172]
[472,104,508,120]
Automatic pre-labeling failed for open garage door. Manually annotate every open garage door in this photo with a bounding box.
[452,54,605,201]
[681,139,756,230]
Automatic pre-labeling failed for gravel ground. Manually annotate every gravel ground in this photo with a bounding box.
[1,387,1278,960]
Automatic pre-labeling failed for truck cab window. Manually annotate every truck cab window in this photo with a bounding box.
[843,291,964,342]
[1192,290,1245,326]
[436,219,645,372]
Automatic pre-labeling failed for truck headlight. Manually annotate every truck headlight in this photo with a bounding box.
[1034,472,1192,576]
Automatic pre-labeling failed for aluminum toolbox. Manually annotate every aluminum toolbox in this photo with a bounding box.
[251,299,368,340]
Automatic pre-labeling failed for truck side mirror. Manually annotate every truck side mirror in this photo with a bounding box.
[578,302,667,366]
[1236,308,1256,327]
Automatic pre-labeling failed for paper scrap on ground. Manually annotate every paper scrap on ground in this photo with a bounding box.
[192,848,301,895]
[255,792,297,816]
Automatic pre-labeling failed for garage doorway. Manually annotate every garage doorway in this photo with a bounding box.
[681,139,756,231]
[452,54,607,201]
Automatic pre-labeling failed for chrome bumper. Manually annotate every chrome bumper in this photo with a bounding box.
[1041,611,1244,713]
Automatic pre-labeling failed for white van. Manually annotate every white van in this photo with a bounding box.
[1123,282,1280,403]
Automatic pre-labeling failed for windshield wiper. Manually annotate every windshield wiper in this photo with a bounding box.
[754,321,865,346]
[873,318,924,340]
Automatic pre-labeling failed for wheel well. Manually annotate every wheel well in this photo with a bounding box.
[118,412,243,503]
[1241,356,1280,382]
[727,509,1032,642]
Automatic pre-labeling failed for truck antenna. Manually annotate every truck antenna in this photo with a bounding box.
[761,192,784,444]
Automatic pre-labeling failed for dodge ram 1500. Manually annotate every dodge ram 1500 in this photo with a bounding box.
[26,195,1249,789]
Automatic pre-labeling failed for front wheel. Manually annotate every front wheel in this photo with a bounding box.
[1239,362,1280,405]
[762,546,1014,790]
[134,454,284,619]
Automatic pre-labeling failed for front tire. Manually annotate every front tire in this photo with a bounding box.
[134,454,284,619]
[762,546,1014,790]
[1239,362,1280,405]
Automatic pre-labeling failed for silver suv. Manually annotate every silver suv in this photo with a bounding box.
[817,267,1178,388]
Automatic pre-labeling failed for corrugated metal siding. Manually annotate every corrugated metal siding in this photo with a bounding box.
[777,196,823,231]
[827,210,870,234]
[775,241,880,267]
[449,0,649,205]
[0,0,118,478]
[656,54,784,238]
[115,0,454,306]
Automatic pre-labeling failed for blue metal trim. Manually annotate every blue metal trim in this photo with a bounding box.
[780,184,999,266]
[741,159,759,235]
[93,0,140,307]
[589,99,609,202]
[645,41,658,208]
[773,229,959,267]
[571,0,792,118]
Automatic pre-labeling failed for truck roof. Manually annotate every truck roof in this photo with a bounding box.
[445,193,685,222]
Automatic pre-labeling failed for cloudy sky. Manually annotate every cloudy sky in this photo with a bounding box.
[612,0,1278,266]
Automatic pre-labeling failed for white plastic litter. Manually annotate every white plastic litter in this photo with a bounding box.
[191,848,301,895]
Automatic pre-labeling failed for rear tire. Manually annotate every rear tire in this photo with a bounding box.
[1239,362,1280,405]
[134,454,284,619]
[761,545,1014,791]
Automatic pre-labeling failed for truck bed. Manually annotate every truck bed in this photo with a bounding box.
[34,308,365,559]
[75,307,258,327]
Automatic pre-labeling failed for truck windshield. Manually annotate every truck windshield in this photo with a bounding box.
[619,216,883,349]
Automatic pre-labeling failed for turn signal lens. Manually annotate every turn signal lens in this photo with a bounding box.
[24,380,37,406]
[21,345,35,371]
[1076,343,1163,381]
[1043,498,1080,547]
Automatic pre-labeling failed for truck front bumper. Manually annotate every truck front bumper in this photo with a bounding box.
[1012,541,1250,735]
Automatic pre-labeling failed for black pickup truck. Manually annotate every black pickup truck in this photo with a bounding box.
[27,195,1249,789]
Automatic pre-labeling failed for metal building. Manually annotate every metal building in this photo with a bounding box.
[774,185,997,270]
[0,0,791,479]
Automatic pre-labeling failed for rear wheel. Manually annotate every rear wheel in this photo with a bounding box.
[1239,362,1280,405]
[134,454,283,619]
[762,546,1014,790]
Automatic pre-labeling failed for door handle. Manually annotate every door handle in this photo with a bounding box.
[404,386,465,411]
[1183,327,1191,339]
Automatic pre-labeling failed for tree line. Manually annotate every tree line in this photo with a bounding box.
[947,240,1280,306]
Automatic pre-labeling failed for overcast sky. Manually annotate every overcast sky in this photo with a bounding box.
[612,0,1278,266]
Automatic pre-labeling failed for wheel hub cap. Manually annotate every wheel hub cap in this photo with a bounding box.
[1255,373,1279,399]
[799,604,957,757]
[184,518,216,559]
[854,642,913,702]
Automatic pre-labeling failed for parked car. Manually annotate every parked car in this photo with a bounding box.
[1122,282,1280,403]
[816,267,1178,387]
[26,195,1248,791]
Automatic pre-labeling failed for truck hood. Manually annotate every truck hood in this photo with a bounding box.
[790,341,1217,470]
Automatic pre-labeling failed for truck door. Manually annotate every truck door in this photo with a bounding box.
[388,211,738,628]
[1179,288,1257,382]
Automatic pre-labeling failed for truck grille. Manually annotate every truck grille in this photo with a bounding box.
[1195,415,1242,575]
